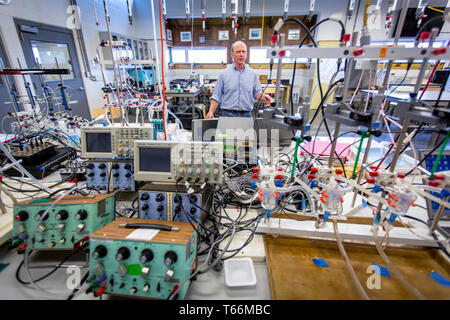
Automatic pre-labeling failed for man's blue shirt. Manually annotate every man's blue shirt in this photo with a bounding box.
[211,64,262,111]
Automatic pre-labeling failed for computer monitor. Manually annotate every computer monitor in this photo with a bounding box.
[81,129,113,158]
[134,140,176,182]
[192,119,219,142]
[193,117,293,147]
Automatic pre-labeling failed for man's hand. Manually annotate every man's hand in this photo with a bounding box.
[205,112,214,119]
[263,94,273,107]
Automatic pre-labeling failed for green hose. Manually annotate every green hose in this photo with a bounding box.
[352,131,370,179]
[291,138,301,181]
[430,130,450,178]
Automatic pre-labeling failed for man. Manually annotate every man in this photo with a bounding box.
[206,41,272,118]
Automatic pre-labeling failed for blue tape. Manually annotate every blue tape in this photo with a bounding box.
[429,272,450,287]
[374,213,381,225]
[371,262,391,278]
[301,199,306,210]
[312,258,328,268]
[388,213,397,224]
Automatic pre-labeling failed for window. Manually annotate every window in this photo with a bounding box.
[249,47,309,64]
[171,48,187,63]
[188,48,227,64]
[31,41,74,81]
[170,47,227,64]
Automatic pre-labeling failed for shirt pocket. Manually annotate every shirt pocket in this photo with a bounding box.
[241,81,253,96]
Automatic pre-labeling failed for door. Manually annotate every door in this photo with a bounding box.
[15,18,91,120]
[0,33,17,133]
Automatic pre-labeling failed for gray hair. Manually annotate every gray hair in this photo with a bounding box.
[231,41,247,52]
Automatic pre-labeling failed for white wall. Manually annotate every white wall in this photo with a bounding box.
[0,0,448,117]
[0,0,170,117]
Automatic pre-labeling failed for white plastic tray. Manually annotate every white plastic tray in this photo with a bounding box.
[224,257,257,287]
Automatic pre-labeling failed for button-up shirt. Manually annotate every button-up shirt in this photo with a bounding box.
[211,64,262,112]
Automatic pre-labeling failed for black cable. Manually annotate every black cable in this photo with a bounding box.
[434,69,449,108]
[290,18,345,114]
[253,61,274,120]
[16,243,87,285]
[415,14,446,43]
[67,271,89,300]
[308,79,343,126]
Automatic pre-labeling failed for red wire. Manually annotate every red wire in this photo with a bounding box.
[158,0,167,141]
[419,59,440,100]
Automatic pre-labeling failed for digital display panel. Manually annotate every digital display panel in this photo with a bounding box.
[139,147,171,172]
[86,132,112,153]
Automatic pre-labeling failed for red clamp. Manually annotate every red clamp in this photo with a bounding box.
[18,243,27,253]
[366,178,375,184]
[94,285,107,297]
[342,34,351,42]
[74,236,89,249]
[369,171,378,177]
[353,49,364,56]
[432,48,447,55]
[310,167,318,173]
[278,50,286,57]
[307,174,316,180]
[419,31,430,41]
[271,34,279,44]
[428,180,440,187]
[335,169,343,175]
[397,173,405,179]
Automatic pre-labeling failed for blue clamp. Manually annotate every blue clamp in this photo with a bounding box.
[251,181,256,190]
[39,167,45,171]
[323,211,330,222]
[362,198,367,208]
[389,213,398,224]
[374,212,381,225]
[305,124,311,132]
[102,122,107,127]
[275,180,283,187]
[373,185,382,193]
[310,180,316,189]
[266,209,271,218]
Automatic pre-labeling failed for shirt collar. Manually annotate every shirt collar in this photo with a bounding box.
[233,63,246,72]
